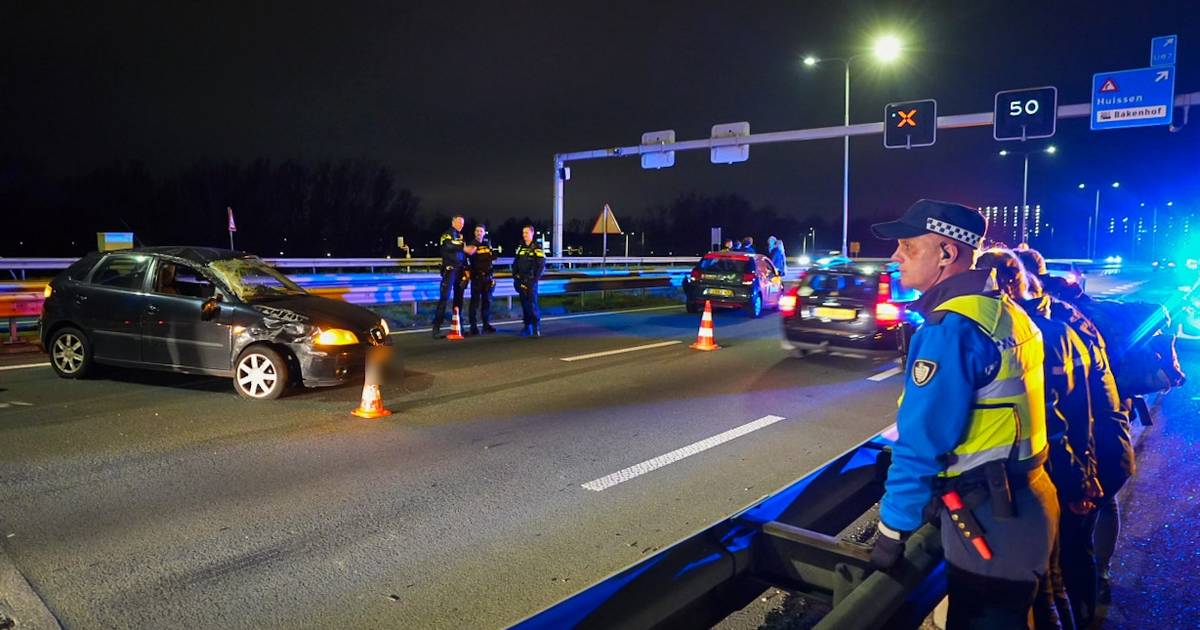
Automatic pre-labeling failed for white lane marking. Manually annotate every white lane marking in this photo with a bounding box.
[0,362,50,372]
[868,366,904,381]
[560,340,682,362]
[581,415,787,491]
[9,401,33,407]
[392,305,682,335]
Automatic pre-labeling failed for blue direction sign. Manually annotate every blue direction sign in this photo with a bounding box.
[1090,66,1175,130]
[1151,35,1178,66]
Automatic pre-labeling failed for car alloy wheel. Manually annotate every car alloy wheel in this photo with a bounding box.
[52,332,85,375]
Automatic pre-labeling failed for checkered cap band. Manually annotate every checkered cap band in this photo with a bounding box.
[926,217,982,248]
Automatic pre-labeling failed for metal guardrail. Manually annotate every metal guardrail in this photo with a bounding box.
[509,427,946,630]
[0,256,706,278]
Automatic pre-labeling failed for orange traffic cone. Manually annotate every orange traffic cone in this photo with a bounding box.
[352,353,391,419]
[690,300,721,351]
[446,307,465,341]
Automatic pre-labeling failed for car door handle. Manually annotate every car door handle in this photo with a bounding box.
[74,294,88,303]
[146,305,160,314]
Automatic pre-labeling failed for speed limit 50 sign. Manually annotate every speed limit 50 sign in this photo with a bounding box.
[993,86,1057,141]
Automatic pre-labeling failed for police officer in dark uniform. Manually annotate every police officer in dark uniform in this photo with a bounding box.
[513,225,545,337]
[467,224,497,335]
[432,215,476,339]
[868,200,1057,628]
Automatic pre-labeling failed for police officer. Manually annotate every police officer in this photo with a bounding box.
[432,215,476,339]
[513,225,545,337]
[1018,247,1133,626]
[868,200,1058,628]
[977,249,1099,630]
[467,224,497,335]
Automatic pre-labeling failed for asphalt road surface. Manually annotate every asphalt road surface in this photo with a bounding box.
[0,269,1175,629]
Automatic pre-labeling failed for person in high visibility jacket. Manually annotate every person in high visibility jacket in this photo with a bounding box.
[513,225,545,337]
[467,224,497,335]
[978,248,1100,630]
[432,215,476,339]
[869,200,1058,628]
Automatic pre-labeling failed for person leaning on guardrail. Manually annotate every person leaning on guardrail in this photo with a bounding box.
[467,224,497,335]
[513,225,545,338]
[977,248,1102,630]
[1017,247,1134,627]
[432,215,477,339]
[869,200,1057,629]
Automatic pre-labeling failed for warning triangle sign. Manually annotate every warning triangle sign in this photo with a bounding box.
[1100,79,1118,93]
[591,203,623,235]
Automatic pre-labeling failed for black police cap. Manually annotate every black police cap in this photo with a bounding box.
[870,199,987,249]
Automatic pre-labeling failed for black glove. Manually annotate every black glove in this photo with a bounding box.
[870,525,907,571]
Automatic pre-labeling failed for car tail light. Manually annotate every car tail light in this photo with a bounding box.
[742,273,755,285]
[689,269,701,281]
[43,285,53,299]
[875,275,900,325]
[875,302,901,324]
[779,285,800,317]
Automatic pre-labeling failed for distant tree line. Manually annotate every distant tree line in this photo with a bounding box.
[2,155,865,258]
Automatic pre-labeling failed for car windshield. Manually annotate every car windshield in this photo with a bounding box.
[797,272,875,299]
[207,257,307,301]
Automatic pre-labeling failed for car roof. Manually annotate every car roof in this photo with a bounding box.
[703,252,756,260]
[109,246,247,265]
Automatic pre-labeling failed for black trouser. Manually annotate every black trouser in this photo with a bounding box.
[469,273,494,327]
[433,265,465,330]
[516,277,539,327]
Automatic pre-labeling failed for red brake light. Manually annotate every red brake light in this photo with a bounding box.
[742,272,755,284]
[690,269,701,281]
[875,275,900,324]
[780,284,800,317]
[875,302,901,324]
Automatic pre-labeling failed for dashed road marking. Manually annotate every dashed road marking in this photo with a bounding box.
[581,414,786,491]
[560,340,682,362]
[0,362,49,372]
[868,366,904,381]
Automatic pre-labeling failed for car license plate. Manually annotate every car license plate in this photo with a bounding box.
[814,306,856,320]
[705,288,734,297]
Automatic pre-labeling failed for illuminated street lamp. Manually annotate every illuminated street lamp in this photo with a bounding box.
[999,145,1057,243]
[802,34,904,256]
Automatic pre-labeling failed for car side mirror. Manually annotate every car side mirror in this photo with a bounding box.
[201,294,223,321]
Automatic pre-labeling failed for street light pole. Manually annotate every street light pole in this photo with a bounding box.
[1092,189,1101,260]
[842,60,850,257]
[1021,153,1030,244]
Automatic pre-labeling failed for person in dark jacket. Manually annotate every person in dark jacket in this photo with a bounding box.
[466,224,497,335]
[432,215,476,338]
[740,236,756,254]
[977,249,1099,630]
[513,225,545,337]
[1018,247,1133,626]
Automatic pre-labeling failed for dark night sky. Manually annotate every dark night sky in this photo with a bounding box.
[3,1,1198,245]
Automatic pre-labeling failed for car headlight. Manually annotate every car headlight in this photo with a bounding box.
[380,318,391,336]
[314,328,360,346]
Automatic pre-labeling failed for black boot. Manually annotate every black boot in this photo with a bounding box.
[532,324,541,338]
[482,323,496,334]
[468,325,480,336]
[432,328,445,339]
[520,324,533,337]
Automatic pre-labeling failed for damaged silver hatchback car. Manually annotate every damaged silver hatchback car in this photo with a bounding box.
[40,247,391,399]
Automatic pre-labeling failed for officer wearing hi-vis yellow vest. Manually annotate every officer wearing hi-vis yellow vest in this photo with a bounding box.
[869,200,1057,629]
[432,215,476,339]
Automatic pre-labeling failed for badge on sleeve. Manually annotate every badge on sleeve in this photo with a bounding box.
[912,359,938,386]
